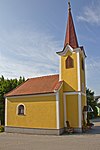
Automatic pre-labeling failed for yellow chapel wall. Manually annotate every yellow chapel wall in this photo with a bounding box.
[61,52,78,92]
[81,95,87,111]
[7,95,57,129]
[81,94,87,122]
[80,54,86,93]
[66,94,79,128]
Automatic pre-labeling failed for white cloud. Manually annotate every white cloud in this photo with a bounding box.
[86,57,100,95]
[0,28,99,95]
[0,29,62,79]
[77,2,100,25]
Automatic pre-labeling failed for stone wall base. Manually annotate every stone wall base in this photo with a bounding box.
[5,126,65,136]
[74,128,82,133]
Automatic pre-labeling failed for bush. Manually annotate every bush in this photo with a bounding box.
[0,126,4,132]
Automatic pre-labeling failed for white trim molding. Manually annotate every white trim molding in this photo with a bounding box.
[56,92,60,129]
[77,51,81,91]
[57,44,73,56]
[54,81,63,93]
[83,57,86,92]
[6,93,56,99]
[5,98,7,126]
[59,57,62,81]
[78,93,82,128]
[64,94,67,127]
[81,92,86,96]
[64,91,86,96]
[64,91,79,95]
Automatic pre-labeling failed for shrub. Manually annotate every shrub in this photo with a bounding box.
[0,126,4,132]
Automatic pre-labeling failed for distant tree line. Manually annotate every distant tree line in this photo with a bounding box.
[0,75,25,124]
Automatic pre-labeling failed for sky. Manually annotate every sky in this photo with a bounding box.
[0,0,100,95]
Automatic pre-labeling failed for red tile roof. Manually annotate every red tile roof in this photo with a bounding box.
[5,74,63,97]
[64,3,78,49]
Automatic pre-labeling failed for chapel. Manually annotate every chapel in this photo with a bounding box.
[5,2,86,135]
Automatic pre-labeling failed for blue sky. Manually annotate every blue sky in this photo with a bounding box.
[0,0,100,95]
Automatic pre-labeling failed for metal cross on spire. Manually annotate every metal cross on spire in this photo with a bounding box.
[68,0,71,10]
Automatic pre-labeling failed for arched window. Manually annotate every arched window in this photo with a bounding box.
[66,56,74,69]
[18,105,25,115]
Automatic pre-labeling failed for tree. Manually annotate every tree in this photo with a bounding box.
[0,76,25,125]
[86,88,98,118]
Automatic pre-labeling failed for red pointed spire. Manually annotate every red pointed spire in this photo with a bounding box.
[64,2,79,49]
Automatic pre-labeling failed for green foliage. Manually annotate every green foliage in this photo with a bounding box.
[0,76,25,125]
[0,126,4,132]
[86,88,98,118]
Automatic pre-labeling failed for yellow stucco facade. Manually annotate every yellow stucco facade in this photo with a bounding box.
[81,95,87,111]
[59,46,86,132]
[7,95,57,129]
[59,85,64,128]
[65,95,78,128]
[80,53,86,93]
[61,52,78,92]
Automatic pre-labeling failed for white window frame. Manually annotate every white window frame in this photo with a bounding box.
[16,103,26,115]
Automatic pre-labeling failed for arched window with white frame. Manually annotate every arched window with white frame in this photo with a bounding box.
[17,104,25,115]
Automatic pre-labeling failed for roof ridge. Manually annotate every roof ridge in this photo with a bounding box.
[28,74,59,80]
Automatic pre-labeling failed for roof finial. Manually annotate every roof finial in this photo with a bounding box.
[68,0,71,11]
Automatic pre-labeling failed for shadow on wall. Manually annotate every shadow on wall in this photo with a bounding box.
[63,81,76,92]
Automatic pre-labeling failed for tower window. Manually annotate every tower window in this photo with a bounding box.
[17,104,25,115]
[66,56,74,69]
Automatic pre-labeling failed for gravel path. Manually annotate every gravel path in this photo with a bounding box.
[0,118,100,150]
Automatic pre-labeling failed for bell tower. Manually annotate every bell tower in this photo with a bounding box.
[57,2,87,132]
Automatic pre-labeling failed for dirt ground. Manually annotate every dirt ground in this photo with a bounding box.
[0,118,100,150]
